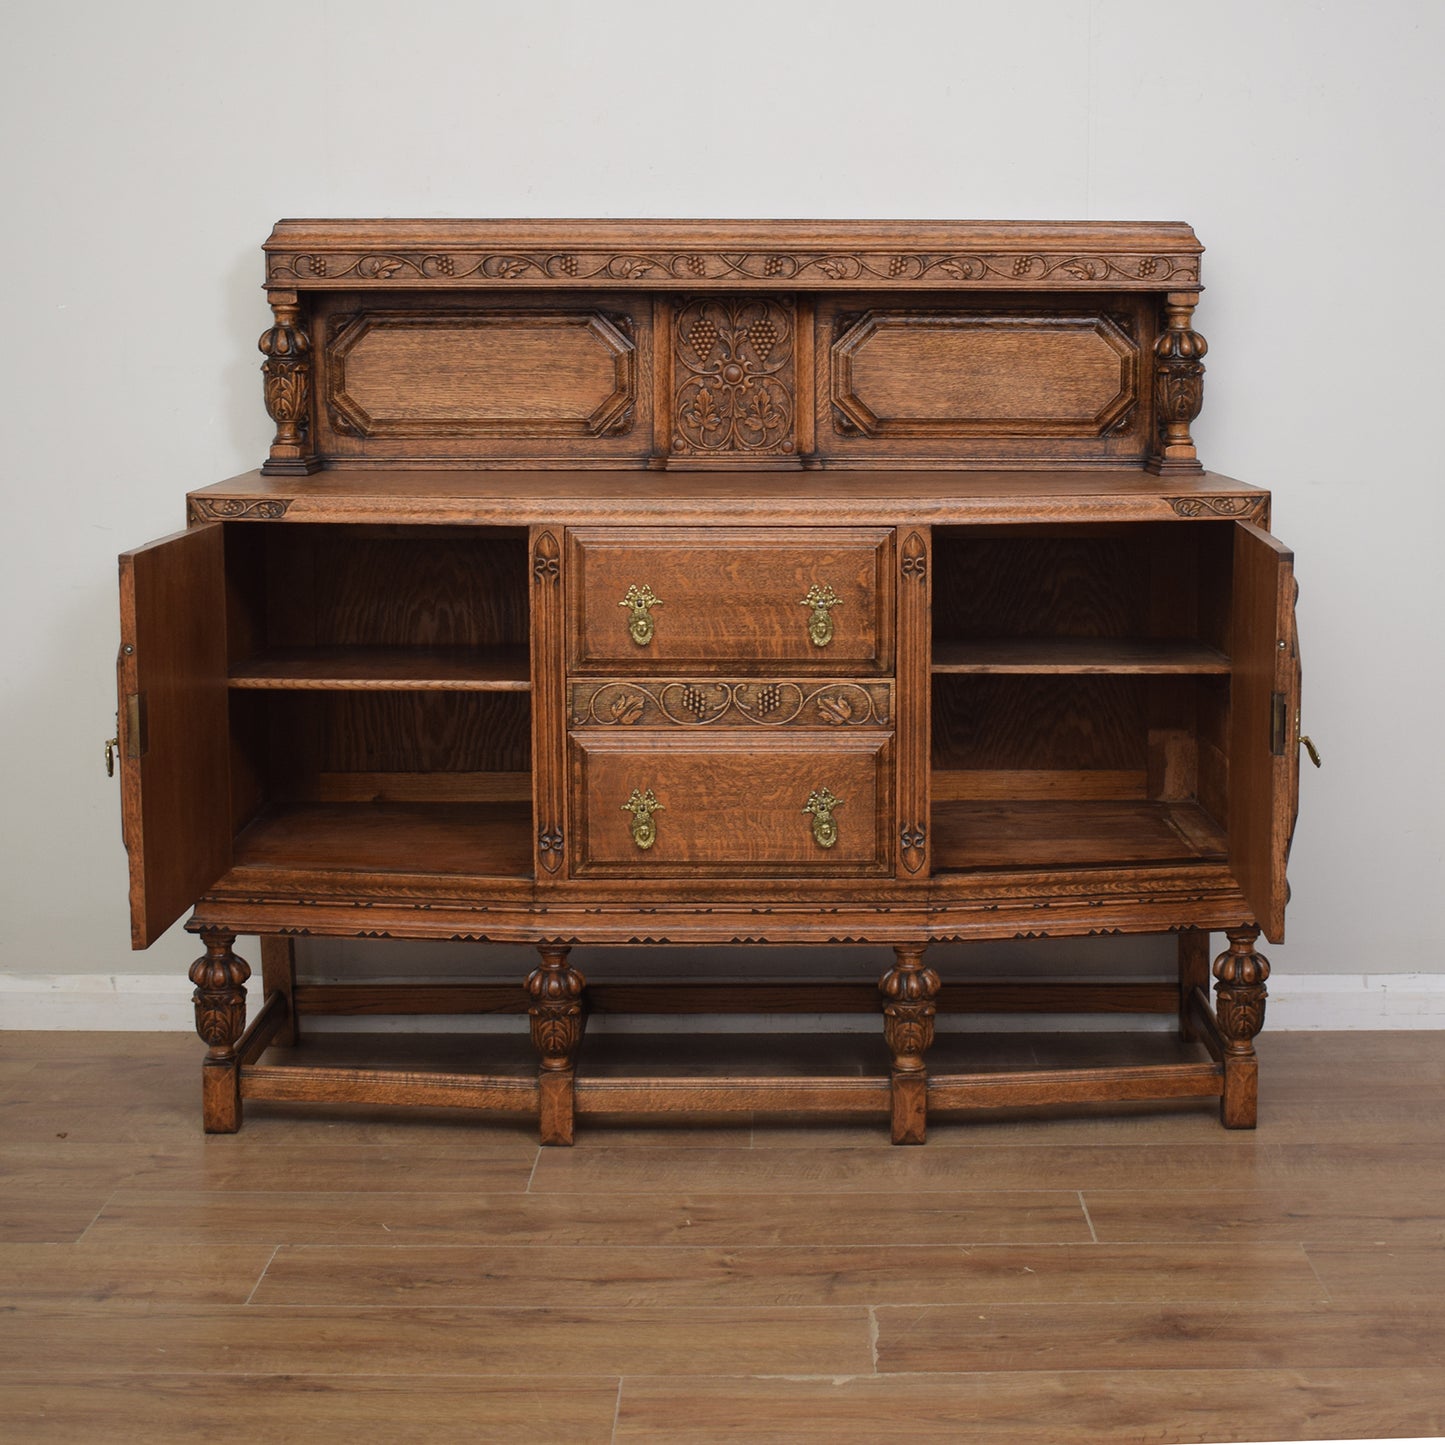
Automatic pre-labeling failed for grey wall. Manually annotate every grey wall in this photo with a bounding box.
[2,0,1441,992]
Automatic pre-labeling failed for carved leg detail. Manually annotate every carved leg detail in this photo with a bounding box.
[526,946,587,1146]
[1213,925,1270,1129]
[879,944,941,1145]
[188,930,251,1134]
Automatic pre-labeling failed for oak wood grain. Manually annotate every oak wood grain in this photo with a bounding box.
[118,525,231,947]
[250,1239,1326,1308]
[612,1369,1445,1443]
[0,1375,622,1445]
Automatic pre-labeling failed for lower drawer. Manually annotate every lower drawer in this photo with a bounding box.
[569,731,893,876]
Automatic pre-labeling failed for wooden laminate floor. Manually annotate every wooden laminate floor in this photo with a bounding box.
[1,1029,1443,1443]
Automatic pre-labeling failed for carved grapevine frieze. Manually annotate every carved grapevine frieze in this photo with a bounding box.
[269,251,1200,287]
[569,680,892,729]
[1167,496,1265,520]
[188,497,291,521]
[672,298,796,455]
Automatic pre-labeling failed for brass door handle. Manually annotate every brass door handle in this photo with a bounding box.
[104,735,119,777]
[619,585,661,646]
[803,787,842,849]
[800,584,841,648]
[622,788,663,849]
[1301,735,1322,768]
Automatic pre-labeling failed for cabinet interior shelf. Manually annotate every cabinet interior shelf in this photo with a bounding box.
[232,800,534,878]
[930,797,1228,871]
[228,645,531,691]
[930,639,1230,675]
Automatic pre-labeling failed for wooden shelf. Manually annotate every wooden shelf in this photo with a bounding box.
[232,801,533,877]
[229,646,530,691]
[931,798,1227,871]
[931,639,1230,675]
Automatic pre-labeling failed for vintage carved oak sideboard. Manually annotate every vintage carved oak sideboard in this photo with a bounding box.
[114,220,1307,1144]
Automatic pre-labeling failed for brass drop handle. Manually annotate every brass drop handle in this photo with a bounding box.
[803,787,843,849]
[622,788,664,850]
[619,585,661,646]
[800,584,841,648]
[104,735,120,778]
[1301,735,1322,768]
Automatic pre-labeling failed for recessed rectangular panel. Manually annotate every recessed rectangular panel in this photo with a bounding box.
[330,312,634,436]
[834,313,1137,437]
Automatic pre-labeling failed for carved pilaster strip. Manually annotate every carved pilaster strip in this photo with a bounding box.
[1146,292,1207,474]
[531,528,565,875]
[259,293,321,475]
[879,945,940,1144]
[897,529,930,877]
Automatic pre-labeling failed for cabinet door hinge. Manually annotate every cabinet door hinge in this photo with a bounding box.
[1270,691,1288,756]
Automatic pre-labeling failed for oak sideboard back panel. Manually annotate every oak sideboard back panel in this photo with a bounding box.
[116,220,1304,1144]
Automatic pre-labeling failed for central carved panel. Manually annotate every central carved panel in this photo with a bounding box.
[671,297,797,457]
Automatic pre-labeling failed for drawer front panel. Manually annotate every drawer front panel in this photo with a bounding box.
[567,527,894,672]
[570,731,892,876]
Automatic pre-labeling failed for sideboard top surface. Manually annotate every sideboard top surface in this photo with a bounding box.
[187,468,1266,528]
[264,217,1203,293]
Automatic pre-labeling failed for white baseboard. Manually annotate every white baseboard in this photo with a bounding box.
[3,971,1445,1031]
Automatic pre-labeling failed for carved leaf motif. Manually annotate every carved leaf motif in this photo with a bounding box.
[609,693,644,725]
[681,387,723,436]
[817,694,854,726]
[817,258,850,279]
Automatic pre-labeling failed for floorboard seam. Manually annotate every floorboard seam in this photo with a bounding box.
[244,1245,282,1306]
[72,1187,119,1245]
[1298,1242,1335,1304]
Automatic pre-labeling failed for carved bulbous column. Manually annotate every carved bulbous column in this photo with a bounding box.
[1213,925,1270,1128]
[1146,292,1207,475]
[188,930,251,1133]
[259,293,320,475]
[879,944,941,1144]
[525,945,588,1145]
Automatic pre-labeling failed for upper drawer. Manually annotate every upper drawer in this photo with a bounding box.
[566,527,894,673]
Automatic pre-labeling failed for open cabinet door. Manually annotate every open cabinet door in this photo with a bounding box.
[1228,522,1302,944]
[118,524,231,948]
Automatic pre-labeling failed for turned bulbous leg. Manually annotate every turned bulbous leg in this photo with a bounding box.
[525,945,587,1145]
[879,944,941,1145]
[1213,926,1270,1128]
[188,930,251,1133]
